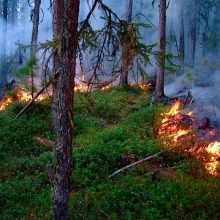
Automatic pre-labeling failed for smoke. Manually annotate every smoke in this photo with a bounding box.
[0,1,52,60]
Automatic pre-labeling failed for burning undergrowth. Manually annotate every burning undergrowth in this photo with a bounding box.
[1,84,219,176]
[158,99,220,176]
[0,88,49,111]
[0,83,151,112]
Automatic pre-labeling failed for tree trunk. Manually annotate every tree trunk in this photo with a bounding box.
[125,0,133,22]
[31,0,41,58]
[188,0,197,68]
[156,0,166,97]
[120,0,133,86]
[30,0,41,98]
[179,0,184,68]
[0,0,8,97]
[51,0,80,219]
[11,0,18,25]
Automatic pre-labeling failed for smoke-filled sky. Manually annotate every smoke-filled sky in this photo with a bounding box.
[0,1,52,58]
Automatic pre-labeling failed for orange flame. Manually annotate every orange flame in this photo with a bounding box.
[16,89,48,102]
[162,100,182,124]
[187,111,193,116]
[205,160,219,176]
[160,100,220,176]
[207,141,220,155]
[139,83,151,90]
[171,129,191,142]
[101,85,110,91]
[160,100,192,143]
[206,142,220,175]
[74,83,88,92]
[0,97,13,111]
[168,100,181,115]
[0,88,49,112]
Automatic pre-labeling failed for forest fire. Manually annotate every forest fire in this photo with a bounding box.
[159,100,193,143]
[0,82,151,112]
[0,89,49,111]
[160,100,220,176]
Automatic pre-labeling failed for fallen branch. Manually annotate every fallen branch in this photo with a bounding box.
[33,135,55,149]
[13,69,60,121]
[109,146,177,178]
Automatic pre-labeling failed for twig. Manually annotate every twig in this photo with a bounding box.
[109,146,177,178]
[13,69,60,121]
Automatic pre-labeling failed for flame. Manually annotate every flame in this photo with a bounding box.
[187,111,193,116]
[160,100,220,176]
[205,141,220,176]
[16,89,48,102]
[159,100,192,143]
[16,89,32,102]
[205,160,219,176]
[0,96,13,111]
[162,100,181,124]
[171,129,191,142]
[167,100,181,115]
[101,85,110,91]
[74,83,88,92]
[139,83,151,90]
[205,142,220,175]
[206,142,220,156]
[0,88,49,112]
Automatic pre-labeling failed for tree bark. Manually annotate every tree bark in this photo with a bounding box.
[179,0,184,68]
[30,0,41,98]
[52,0,80,219]
[156,0,166,97]
[119,0,133,86]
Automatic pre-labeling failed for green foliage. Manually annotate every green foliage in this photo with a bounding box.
[16,57,37,78]
[181,71,198,87]
[120,21,156,77]
[185,73,194,81]
[0,88,220,219]
[15,57,38,93]
[79,15,155,81]
[39,37,61,51]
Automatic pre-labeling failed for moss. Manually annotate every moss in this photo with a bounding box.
[0,87,219,219]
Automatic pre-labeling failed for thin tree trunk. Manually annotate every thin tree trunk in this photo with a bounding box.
[156,0,166,97]
[0,0,8,97]
[31,0,41,58]
[51,0,80,219]
[11,0,18,25]
[30,0,41,98]
[120,0,133,86]
[2,0,7,61]
[179,0,184,68]
[188,0,197,68]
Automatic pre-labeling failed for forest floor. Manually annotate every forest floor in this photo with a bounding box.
[0,86,220,219]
